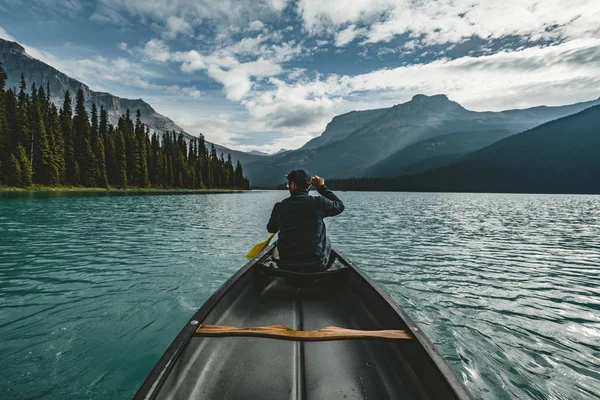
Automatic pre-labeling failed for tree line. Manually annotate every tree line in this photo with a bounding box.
[0,63,250,190]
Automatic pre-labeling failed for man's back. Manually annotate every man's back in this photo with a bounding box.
[267,185,344,269]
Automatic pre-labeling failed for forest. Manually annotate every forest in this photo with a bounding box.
[0,63,250,190]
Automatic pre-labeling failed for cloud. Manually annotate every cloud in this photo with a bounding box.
[118,42,128,50]
[248,20,266,31]
[161,16,194,40]
[93,0,288,30]
[334,24,366,47]
[221,36,600,152]
[207,59,283,101]
[140,39,171,62]
[297,0,600,50]
[136,36,294,100]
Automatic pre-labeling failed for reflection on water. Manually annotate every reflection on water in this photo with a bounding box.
[1,191,599,399]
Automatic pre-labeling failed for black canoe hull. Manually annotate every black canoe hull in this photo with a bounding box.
[134,247,472,400]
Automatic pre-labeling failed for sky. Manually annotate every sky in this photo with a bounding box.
[0,0,599,153]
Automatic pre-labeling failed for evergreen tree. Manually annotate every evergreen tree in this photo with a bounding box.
[0,68,250,189]
[30,85,56,185]
[209,144,218,188]
[116,129,128,188]
[124,109,136,185]
[0,62,6,91]
[73,88,98,186]
[91,104,108,187]
[226,153,234,188]
[234,160,244,188]
[17,74,27,108]
[0,63,7,184]
[61,90,79,185]
[17,144,32,186]
[7,153,21,187]
[46,103,62,185]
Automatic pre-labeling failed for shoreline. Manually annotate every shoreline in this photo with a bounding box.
[0,186,250,197]
[0,185,249,193]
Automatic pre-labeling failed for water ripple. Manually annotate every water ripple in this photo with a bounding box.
[1,191,599,399]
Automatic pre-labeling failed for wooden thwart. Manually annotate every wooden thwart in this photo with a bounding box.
[195,324,412,341]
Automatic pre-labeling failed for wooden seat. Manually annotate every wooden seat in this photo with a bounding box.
[195,324,413,341]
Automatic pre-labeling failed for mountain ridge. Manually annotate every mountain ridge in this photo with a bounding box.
[328,105,600,194]
[0,38,264,167]
[244,94,600,187]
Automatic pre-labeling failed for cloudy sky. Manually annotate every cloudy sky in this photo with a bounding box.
[0,0,599,153]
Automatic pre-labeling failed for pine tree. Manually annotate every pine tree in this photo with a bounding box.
[91,104,108,187]
[61,90,79,185]
[0,62,6,91]
[136,122,149,187]
[7,153,21,187]
[30,85,56,185]
[209,144,218,188]
[0,63,7,184]
[123,109,136,185]
[17,144,32,186]
[73,88,98,186]
[17,74,27,108]
[226,153,234,188]
[0,69,251,189]
[46,103,62,185]
[116,129,128,188]
[234,160,244,188]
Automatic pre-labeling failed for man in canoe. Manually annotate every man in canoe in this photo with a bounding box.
[267,169,345,272]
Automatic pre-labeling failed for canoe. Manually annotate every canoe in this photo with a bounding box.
[134,246,472,399]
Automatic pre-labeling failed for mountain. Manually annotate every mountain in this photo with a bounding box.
[329,105,600,194]
[244,94,600,188]
[361,129,512,177]
[0,38,263,168]
[248,150,269,156]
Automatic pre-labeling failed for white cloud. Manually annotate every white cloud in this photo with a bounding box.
[161,16,194,40]
[140,39,171,62]
[136,35,295,100]
[248,20,266,31]
[93,0,288,30]
[208,59,283,101]
[133,33,600,151]
[118,42,128,50]
[214,37,600,152]
[334,24,366,47]
[297,0,600,49]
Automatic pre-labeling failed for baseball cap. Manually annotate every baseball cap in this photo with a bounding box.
[286,169,311,184]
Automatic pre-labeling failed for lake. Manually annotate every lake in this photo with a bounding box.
[1,191,599,399]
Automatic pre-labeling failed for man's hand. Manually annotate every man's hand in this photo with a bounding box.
[311,175,325,188]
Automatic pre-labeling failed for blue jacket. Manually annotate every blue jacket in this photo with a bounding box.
[267,185,344,268]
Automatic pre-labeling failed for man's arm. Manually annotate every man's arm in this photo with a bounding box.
[267,203,280,233]
[312,176,344,217]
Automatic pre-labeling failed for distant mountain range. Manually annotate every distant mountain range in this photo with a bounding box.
[3,36,598,193]
[247,148,289,156]
[0,38,263,168]
[328,105,600,194]
[244,94,600,188]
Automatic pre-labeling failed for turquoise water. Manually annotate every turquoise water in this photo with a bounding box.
[1,191,599,399]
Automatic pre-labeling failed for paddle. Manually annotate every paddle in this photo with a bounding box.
[246,183,315,258]
[246,232,276,258]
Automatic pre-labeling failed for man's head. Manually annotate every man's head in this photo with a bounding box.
[286,169,311,194]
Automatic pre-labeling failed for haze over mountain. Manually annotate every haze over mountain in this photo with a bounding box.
[328,106,600,194]
[244,94,600,187]
[0,38,263,167]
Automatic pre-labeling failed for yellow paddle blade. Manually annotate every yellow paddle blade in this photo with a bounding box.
[246,233,276,258]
